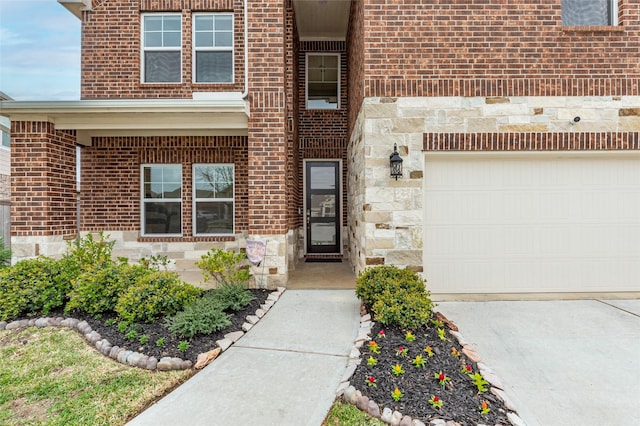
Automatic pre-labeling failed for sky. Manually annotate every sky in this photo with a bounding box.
[0,0,81,101]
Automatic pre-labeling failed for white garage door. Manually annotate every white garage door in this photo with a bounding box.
[424,153,640,294]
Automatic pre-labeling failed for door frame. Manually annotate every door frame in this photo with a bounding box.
[303,159,343,255]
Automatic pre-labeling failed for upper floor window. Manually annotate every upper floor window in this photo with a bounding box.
[142,14,182,83]
[142,164,182,235]
[562,0,618,26]
[193,14,234,83]
[306,54,339,110]
[193,164,234,235]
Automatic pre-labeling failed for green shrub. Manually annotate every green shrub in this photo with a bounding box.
[115,271,201,323]
[372,288,434,329]
[209,283,255,311]
[355,265,427,307]
[196,248,251,286]
[0,257,70,320]
[65,262,152,316]
[167,296,231,339]
[64,232,115,271]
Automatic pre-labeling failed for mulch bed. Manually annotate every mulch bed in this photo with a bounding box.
[42,289,271,364]
[350,320,511,425]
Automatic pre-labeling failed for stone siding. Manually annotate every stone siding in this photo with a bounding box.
[348,95,640,274]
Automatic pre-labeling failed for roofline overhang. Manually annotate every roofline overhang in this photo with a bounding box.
[58,0,92,19]
[0,97,250,145]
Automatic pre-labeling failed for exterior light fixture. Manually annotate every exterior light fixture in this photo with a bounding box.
[389,143,403,180]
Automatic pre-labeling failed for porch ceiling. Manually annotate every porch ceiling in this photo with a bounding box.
[0,97,249,146]
[292,0,351,41]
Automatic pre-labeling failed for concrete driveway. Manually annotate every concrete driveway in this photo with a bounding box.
[436,299,640,426]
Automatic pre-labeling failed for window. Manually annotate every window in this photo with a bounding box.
[1,130,9,148]
[562,0,617,26]
[306,54,339,110]
[193,14,233,83]
[193,164,234,235]
[142,14,181,83]
[142,165,182,235]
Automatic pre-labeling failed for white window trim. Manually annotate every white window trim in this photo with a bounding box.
[141,164,183,237]
[192,13,234,84]
[141,13,182,84]
[192,163,235,236]
[305,53,340,110]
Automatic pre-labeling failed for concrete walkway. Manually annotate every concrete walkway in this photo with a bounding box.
[128,289,361,426]
[436,299,640,426]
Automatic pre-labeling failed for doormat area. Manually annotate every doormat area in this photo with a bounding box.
[305,258,342,263]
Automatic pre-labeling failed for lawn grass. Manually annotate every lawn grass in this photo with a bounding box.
[323,400,385,426]
[0,327,192,426]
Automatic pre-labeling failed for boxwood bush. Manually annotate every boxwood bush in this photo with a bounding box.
[0,257,71,320]
[355,265,434,329]
[115,271,201,323]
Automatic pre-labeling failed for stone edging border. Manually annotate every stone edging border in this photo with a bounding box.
[0,286,286,372]
[335,309,528,426]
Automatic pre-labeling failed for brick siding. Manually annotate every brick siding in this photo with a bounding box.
[10,122,77,236]
[80,136,248,240]
[356,0,640,98]
[81,0,245,99]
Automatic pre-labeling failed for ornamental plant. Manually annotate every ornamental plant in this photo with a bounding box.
[434,371,451,387]
[470,372,489,393]
[480,400,491,414]
[377,329,386,339]
[428,395,443,409]
[391,364,405,376]
[369,341,380,354]
[367,356,378,366]
[451,347,460,357]
[396,346,408,357]
[437,328,449,341]
[405,331,415,342]
[412,355,425,368]
[461,364,473,375]
[196,248,251,287]
[391,387,404,402]
[424,346,434,357]
[366,376,377,388]
[431,319,444,328]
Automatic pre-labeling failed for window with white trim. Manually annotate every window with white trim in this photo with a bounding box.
[193,14,234,83]
[562,0,618,26]
[142,14,182,83]
[193,164,234,235]
[142,164,182,235]
[306,53,339,110]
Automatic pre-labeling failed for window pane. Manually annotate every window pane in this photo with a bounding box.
[144,32,162,47]
[163,31,181,47]
[215,31,233,47]
[163,16,181,31]
[324,68,338,82]
[195,15,213,31]
[144,202,181,234]
[195,202,233,234]
[145,51,181,82]
[195,51,233,83]
[562,0,610,25]
[215,15,233,31]
[323,55,338,68]
[144,16,162,31]
[195,32,214,47]
[1,131,9,147]
[308,55,323,68]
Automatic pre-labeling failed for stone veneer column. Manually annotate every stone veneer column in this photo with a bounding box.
[10,121,78,261]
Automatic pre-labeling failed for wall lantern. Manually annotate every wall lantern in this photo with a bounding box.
[389,143,403,180]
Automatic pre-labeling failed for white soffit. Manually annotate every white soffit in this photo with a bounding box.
[293,0,351,41]
[58,0,92,19]
[0,98,250,145]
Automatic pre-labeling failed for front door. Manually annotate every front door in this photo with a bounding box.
[305,161,340,254]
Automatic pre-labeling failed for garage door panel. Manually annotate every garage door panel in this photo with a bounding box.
[424,155,640,294]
